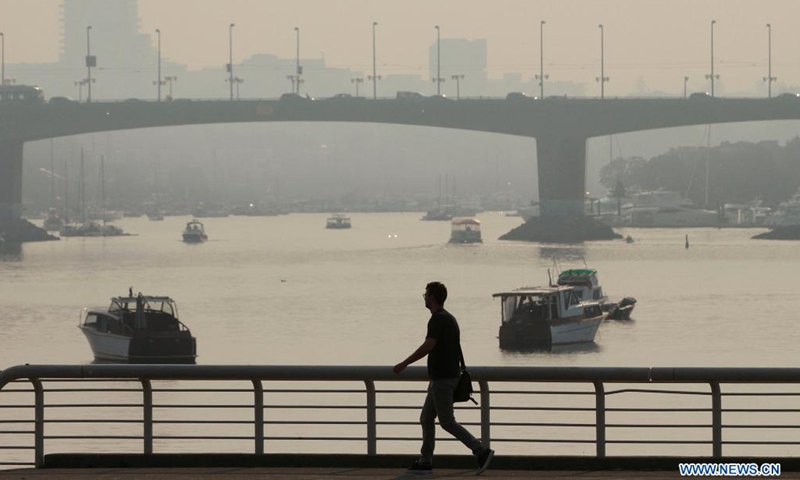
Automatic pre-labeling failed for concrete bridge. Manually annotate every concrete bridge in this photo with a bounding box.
[3,96,800,221]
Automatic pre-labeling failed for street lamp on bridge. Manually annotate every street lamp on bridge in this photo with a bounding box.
[164,75,177,100]
[0,32,4,86]
[154,29,165,102]
[294,27,302,95]
[351,77,364,97]
[74,78,93,102]
[535,21,548,99]
[228,23,235,101]
[372,22,378,99]
[683,76,689,98]
[451,74,465,99]
[433,25,444,95]
[227,76,244,100]
[595,24,609,99]
[705,20,719,97]
[763,23,777,98]
[86,26,96,103]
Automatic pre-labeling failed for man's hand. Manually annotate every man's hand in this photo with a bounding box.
[393,362,407,374]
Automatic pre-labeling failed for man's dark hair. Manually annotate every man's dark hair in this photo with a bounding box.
[425,281,448,304]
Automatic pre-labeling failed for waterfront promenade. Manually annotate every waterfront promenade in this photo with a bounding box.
[5,467,795,479]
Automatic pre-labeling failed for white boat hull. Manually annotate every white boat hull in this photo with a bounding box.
[549,316,603,345]
[79,327,132,361]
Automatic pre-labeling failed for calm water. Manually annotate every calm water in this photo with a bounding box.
[1,212,796,369]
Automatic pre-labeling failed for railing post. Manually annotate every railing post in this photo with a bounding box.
[141,379,153,455]
[365,380,376,455]
[253,380,264,455]
[478,380,490,448]
[31,379,44,468]
[593,381,606,458]
[710,382,722,458]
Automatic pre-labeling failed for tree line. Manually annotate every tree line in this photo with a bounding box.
[599,137,800,207]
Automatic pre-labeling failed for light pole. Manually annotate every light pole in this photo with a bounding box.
[155,29,162,101]
[0,32,4,86]
[451,74,464,99]
[232,76,244,99]
[435,25,442,95]
[164,75,177,99]
[596,24,609,98]
[372,22,378,99]
[683,76,689,98]
[295,27,301,94]
[705,20,719,97]
[535,21,548,99]
[764,23,776,98]
[86,26,93,103]
[351,77,364,97]
[228,23,235,101]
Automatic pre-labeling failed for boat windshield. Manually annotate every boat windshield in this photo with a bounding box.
[109,297,177,318]
[500,293,556,323]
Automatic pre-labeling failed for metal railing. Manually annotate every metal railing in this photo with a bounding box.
[2,364,800,468]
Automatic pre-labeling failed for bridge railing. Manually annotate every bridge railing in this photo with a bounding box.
[1,364,800,468]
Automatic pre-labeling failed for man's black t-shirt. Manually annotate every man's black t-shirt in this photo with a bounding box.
[426,308,461,379]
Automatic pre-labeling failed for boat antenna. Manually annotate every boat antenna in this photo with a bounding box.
[129,286,133,297]
[547,268,553,286]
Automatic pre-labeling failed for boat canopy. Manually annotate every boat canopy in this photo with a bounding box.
[558,268,597,277]
[108,296,177,318]
[492,285,572,297]
[451,217,480,225]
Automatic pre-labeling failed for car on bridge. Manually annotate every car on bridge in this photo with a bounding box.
[506,92,536,101]
[775,92,800,100]
[396,91,426,101]
[48,96,77,106]
[280,93,314,102]
[688,92,714,100]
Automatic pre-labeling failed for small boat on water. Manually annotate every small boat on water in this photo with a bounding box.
[78,291,196,363]
[182,219,208,243]
[449,217,482,243]
[326,214,351,229]
[42,208,64,232]
[493,285,605,348]
[556,268,637,320]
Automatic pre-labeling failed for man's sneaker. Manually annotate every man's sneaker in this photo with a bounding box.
[476,448,494,475]
[405,459,433,474]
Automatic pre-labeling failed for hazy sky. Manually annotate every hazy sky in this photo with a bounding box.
[2,0,800,95]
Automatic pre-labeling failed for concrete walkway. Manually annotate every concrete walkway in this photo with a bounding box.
[2,468,798,479]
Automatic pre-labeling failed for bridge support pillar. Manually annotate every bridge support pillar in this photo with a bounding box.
[536,134,587,221]
[0,140,24,220]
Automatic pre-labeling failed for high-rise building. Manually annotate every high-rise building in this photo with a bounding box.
[59,0,153,68]
[428,38,487,96]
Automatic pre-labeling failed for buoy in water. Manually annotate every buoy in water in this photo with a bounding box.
[685,234,689,249]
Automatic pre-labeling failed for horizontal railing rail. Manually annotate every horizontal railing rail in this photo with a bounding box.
[1,365,800,468]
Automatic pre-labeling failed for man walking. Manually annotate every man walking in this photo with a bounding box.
[393,281,494,475]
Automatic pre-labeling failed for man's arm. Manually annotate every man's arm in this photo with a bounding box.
[393,337,437,374]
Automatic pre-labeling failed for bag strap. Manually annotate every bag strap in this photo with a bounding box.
[458,343,467,372]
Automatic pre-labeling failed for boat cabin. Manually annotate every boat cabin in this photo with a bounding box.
[449,217,482,243]
[493,286,596,324]
[326,214,351,229]
[83,296,187,334]
[556,269,606,303]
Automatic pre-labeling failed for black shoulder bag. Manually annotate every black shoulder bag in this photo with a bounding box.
[454,345,478,405]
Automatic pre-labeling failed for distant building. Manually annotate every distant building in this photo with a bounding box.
[428,38,488,97]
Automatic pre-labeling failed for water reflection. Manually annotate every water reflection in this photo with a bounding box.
[537,245,587,262]
[500,342,601,356]
[0,242,23,261]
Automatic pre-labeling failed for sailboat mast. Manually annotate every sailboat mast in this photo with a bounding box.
[50,139,55,210]
[79,148,85,223]
[705,126,711,208]
[100,155,106,225]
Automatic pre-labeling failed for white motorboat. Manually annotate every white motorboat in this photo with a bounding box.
[182,219,208,243]
[556,268,636,320]
[42,208,64,232]
[78,292,196,363]
[449,217,482,244]
[493,285,605,348]
[764,187,800,228]
[325,214,351,229]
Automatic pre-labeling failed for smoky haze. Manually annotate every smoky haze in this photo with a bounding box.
[6,1,800,213]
